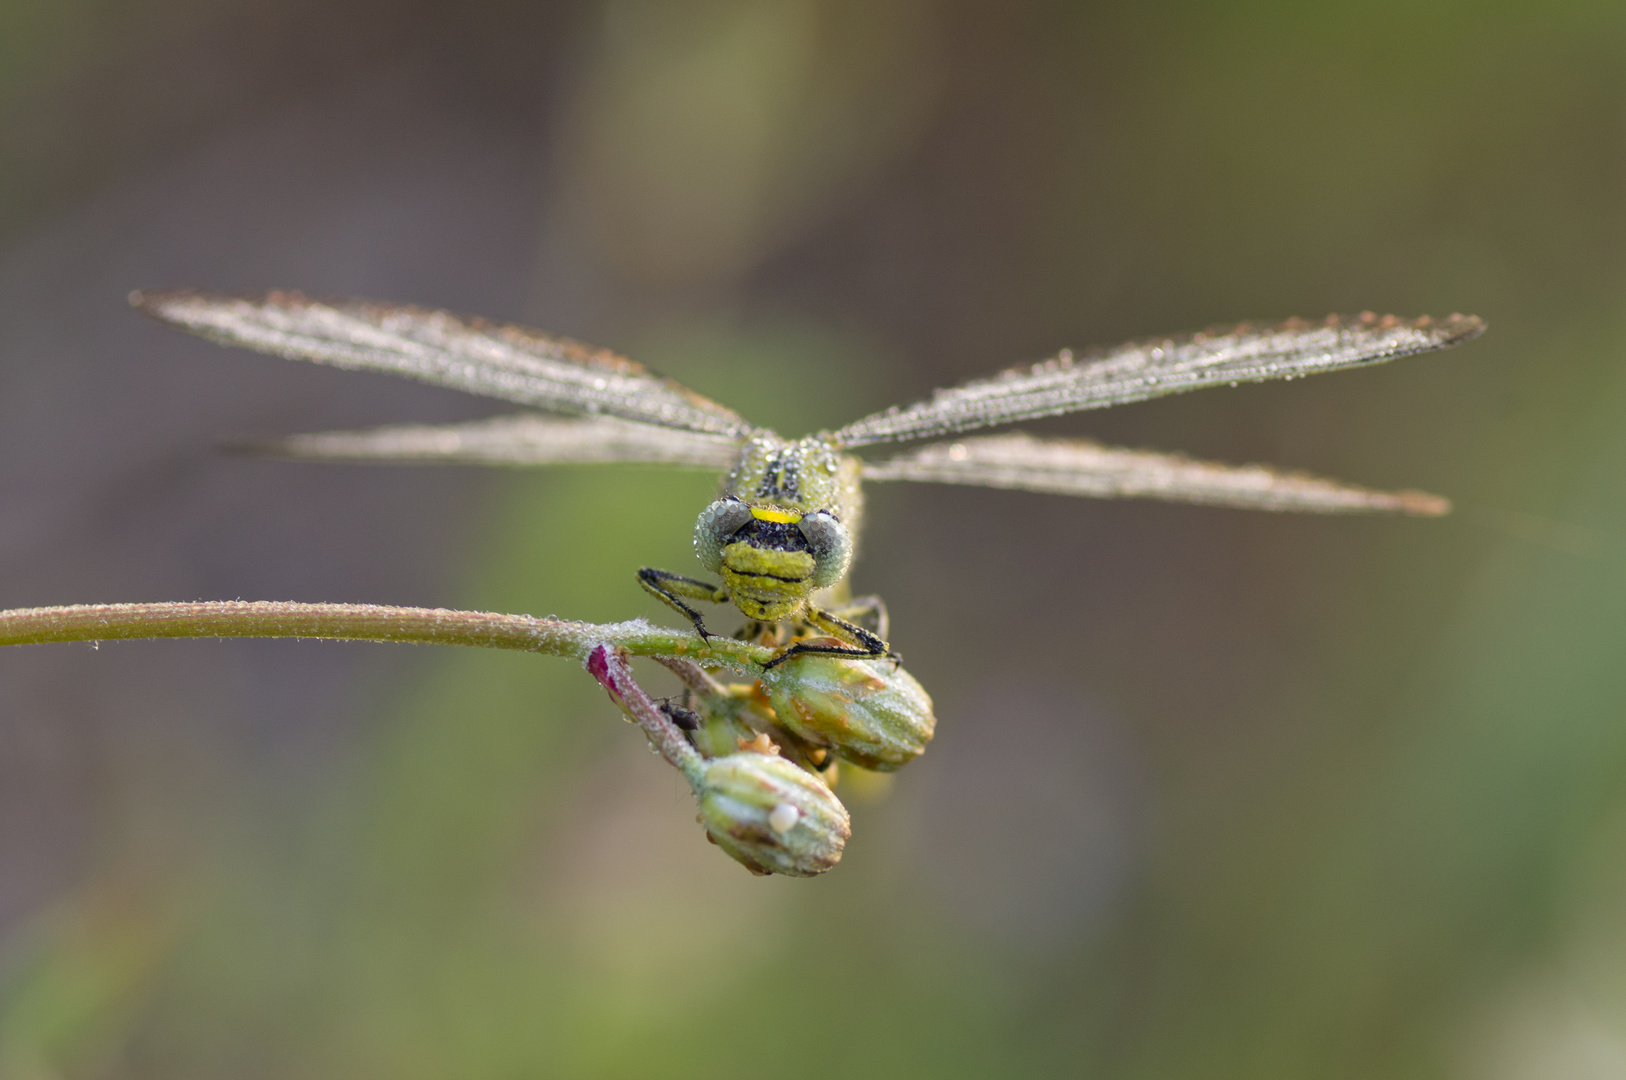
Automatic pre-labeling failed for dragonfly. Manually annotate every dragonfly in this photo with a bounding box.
[131,290,1482,668]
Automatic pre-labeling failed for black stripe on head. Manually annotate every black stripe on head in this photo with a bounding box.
[729,568,810,584]
[755,452,802,501]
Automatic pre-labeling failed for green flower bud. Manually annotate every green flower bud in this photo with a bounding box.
[696,752,850,876]
[758,653,936,771]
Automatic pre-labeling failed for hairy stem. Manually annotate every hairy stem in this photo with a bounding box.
[0,600,772,670]
[655,655,730,697]
[587,645,705,783]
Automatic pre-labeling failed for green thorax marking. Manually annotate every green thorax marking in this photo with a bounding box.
[722,434,864,538]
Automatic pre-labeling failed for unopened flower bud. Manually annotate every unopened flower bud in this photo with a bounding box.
[758,653,936,771]
[695,752,850,876]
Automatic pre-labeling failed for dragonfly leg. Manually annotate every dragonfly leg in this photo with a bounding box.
[827,594,889,642]
[763,607,896,669]
[638,567,730,641]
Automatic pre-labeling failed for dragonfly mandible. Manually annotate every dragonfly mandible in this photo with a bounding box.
[131,291,1483,667]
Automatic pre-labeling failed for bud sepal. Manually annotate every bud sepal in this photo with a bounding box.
[695,750,850,876]
[758,650,936,771]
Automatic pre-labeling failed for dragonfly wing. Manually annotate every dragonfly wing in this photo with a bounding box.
[862,432,1450,515]
[132,289,756,438]
[234,413,745,470]
[833,312,1483,447]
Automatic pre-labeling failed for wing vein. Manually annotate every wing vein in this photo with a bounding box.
[233,414,745,470]
[835,313,1483,447]
[132,289,757,438]
[862,432,1450,515]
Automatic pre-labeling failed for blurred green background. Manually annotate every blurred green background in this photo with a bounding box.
[0,1,1622,1077]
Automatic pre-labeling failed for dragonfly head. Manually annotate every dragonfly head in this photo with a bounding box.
[694,497,853,621]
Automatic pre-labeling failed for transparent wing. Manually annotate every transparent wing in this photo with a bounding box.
[833,312,1483,448]
[132,289,756,438]
[861,432,1450,515]
[231,413,745,470]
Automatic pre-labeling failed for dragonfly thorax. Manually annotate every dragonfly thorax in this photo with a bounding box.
[722,434,857,513]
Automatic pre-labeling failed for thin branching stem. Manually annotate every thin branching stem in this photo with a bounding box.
[587,645,705,783]
[655,655,730,697]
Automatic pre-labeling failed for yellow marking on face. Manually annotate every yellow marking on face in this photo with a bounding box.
[721,542,815,621]
[749,507,803,524]
[722,544,814,579]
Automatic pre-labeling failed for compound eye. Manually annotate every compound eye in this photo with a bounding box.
[693,498,753,572]
[797,511,852,590]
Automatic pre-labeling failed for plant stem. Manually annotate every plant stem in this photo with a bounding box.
[586,645,705,784]
[655,655,730,697]
[0,600,772,670]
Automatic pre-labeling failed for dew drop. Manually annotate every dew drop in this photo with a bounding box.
[769,803,800,834]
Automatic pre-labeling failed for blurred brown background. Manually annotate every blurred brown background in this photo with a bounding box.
[0,1,1622,1077]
